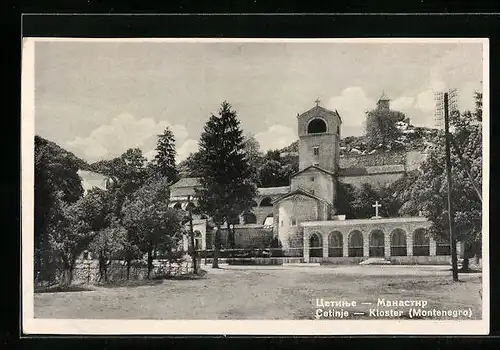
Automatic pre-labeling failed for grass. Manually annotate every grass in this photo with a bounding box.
[34,265,482,320]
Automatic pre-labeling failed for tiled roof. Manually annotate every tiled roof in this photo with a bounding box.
[298,105,340,119]
[291,165,336,178]
[257,186,290,197]
[170,177,201,198]
[272,187,329,205]
[171,177,201,188]
[171,177,290,198]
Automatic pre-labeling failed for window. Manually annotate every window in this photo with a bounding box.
[310,176,315,182]
[307,118,327,134]
[313,146,319,156]
[291,218,297,226]
[311,190,315,195]
[313,162,319,167]
[280,220,284,227]
[337,125,340,135]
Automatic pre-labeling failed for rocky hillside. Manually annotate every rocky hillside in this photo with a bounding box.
[339,122,440,156]
[276,123,440,158]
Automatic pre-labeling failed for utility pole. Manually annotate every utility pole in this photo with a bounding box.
[187,195,197,274]
[443,93,459,281]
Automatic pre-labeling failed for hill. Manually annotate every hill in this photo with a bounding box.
[35,135,90,170]
[339,122,440,156]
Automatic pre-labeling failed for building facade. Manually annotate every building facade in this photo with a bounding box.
[173,96,452,264]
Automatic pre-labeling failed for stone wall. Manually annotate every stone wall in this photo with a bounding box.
[339,171,405,189]
[291,168,336,205]
[340,150,428,173]
[302,217,434,262]
[337,150,428,189]
[253,206,274,225]
[73,257,194,284]
[313,255,450,265]
[278,195,320,257]
[218,225,274,249]
[299,133,339,171]
[339,151,407,169]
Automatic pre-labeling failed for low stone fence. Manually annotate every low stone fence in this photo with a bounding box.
[73,257,195,284]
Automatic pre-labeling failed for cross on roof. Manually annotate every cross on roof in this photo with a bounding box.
[314,98,321,106]
[372,200,382,219]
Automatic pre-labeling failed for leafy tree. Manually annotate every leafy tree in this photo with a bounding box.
[243,134,263,183]
[85,149,150,278]
[98,148,149,219]
[34,136,84,283]
[196,101,257,267]
[89,223,128,283]
[118,148,148,191]
[473,91,482,121]
[177,151,204,177]
[153,127,179,184]
[365,107,404,151]
[336,183,357,218]
[349,183,383,219]
[122,177,183,279]
[400,93,482,270]
[257,149,298,188]
[46,191,105,286]
[258,159,283,187]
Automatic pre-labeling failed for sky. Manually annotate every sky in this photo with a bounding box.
[34,40,484,164]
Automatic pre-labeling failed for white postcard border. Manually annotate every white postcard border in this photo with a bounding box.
[21,37,490,335]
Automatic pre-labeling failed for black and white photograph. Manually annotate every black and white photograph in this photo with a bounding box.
[22,38,489,335]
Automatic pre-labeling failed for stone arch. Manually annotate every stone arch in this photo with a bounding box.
[309,232,323,258]
[328,231,343,257]
[369,229,385,257]
[307,117,327,134]
[348,230,363,257]
[242,212,257,225]
[413,228,430,256]
[173,202,182,210]
[390,228,407,256]
[262,212,274,225]
[260,197,273,207]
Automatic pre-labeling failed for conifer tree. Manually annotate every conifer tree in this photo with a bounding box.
[196,101,257,267]
[153,127,179,184]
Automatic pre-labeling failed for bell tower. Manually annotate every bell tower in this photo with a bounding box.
[376,91,390,111]
[297,99,342,172]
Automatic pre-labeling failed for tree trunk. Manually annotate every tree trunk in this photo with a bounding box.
[147,248,153,279]
[98,253,105,283]
[126,259,131,280]
[104,260,108,282]
[212,227,220,268]
[60,261,73,287]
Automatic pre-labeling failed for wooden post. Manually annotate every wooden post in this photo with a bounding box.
[444,93,459,281]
